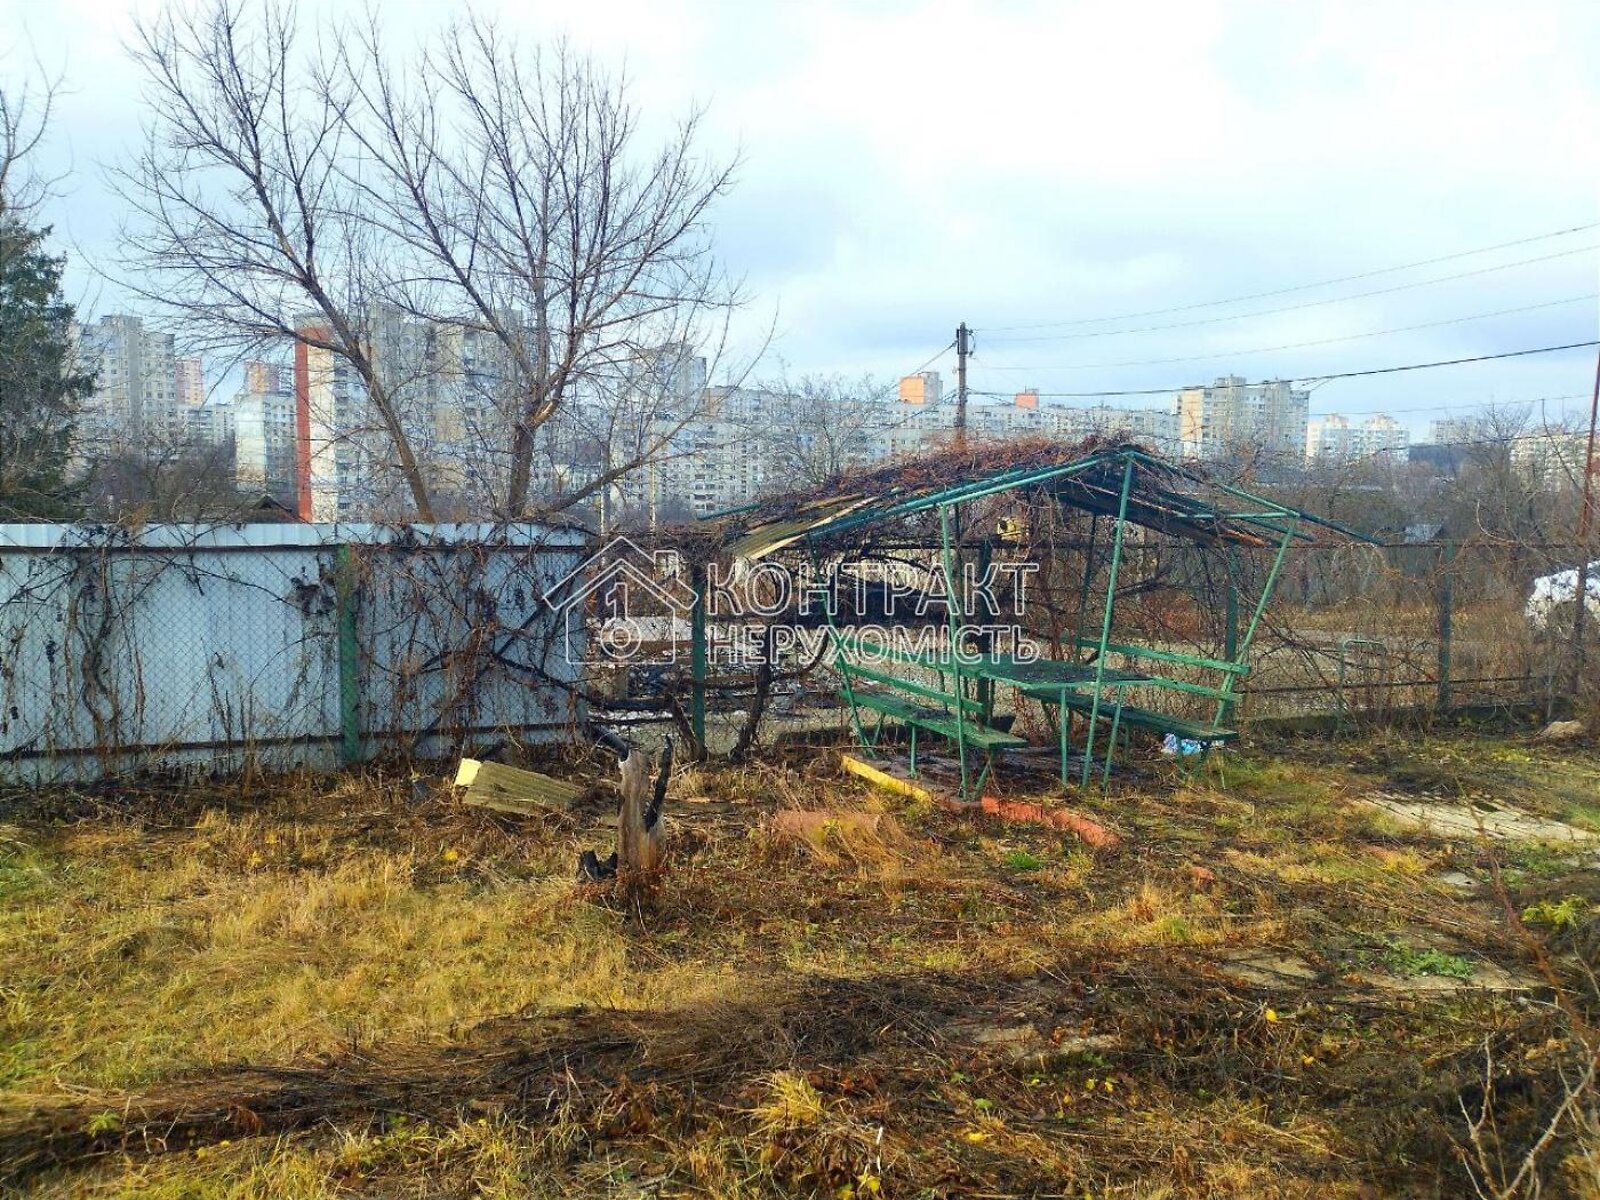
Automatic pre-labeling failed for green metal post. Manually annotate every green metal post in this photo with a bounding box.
[1071,514,1099,660]
[1222,545,1240,727]
[1099,702,1126,789]
[1213,518,1299,729]
[939,505,972,798]
[809,542,871,752]
[1058,511,1099,786]
[335,544,361,767]
[1082,457,1135,789]
[690,560,708,755]
[976,538,994,722]
[1437,541,1455,713]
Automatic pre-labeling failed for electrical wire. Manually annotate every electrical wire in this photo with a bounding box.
[980,244,1600,345]
[1312,426,1600,475]
[978,294,1597,373]
[976,425,1597,470]
[969,340,1600,400]
[981,222,1600,333]
[1316,393,1590,419]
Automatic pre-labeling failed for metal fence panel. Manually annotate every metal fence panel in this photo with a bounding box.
[0,522,586,784]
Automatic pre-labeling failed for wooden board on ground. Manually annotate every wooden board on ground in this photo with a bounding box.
[840,753,933,801]
[454,758,583,815]
[840,751,1122,849]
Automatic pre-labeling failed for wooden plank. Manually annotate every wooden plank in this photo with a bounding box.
[1069,636,1249,675]
[842,690,1026,751]
[837,660,983,713]
[1052,697,1236,743]
[457,759,583,814]
[840,753,933,801]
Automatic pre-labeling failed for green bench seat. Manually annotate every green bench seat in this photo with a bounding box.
[842,689,1026,752]
[1026,687,1236,745]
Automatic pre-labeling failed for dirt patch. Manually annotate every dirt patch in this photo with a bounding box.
[1219,949,1322,987]
[1359,791,1600,845]
[1356,959,1539,997]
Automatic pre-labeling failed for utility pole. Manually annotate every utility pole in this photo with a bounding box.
[955,322,972,442]
[1569,344,1600,691]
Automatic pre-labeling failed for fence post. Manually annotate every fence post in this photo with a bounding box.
[1222,546,1239,726]
[335,543,361,766]
[1436,541,1455,713]
[690,559,707,756]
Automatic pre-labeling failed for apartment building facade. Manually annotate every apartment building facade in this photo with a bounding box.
[1305,413,1410,464]
[1178,375,1309,461]
[234,361,298,502]
[184,402,236,448]
[76,314,183,455]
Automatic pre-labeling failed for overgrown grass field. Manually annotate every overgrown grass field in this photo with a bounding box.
[5,726,1600,1197]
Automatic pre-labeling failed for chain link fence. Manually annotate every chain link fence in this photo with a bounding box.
[1200,539,1595,723]
[0,523,587,784]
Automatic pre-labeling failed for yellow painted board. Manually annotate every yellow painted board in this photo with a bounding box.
[840,753,933,802]
[456,759,583,814]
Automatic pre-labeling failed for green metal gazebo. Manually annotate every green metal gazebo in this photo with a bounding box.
[709,441,1368,798]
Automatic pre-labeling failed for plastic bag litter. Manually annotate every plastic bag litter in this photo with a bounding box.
[1162,734,1204,757]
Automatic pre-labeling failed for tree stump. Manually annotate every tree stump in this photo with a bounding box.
[578,731,672,892]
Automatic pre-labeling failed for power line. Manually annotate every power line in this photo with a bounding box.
[997,426,1599,474]
[1317,393,1590,419]
[900,340,954,379]
[1099,425,1590,449]
[980,244,1600,345]
[979,294,1597,373]
[969,340,1600,400]
[981,222,1600,333]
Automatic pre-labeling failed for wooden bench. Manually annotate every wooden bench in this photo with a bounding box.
[846,688,1027,753]
[836,656,1024,789]
[1026,687,1236,748]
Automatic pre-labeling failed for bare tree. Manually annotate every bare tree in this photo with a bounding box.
[86,439,251,522]
[114,0,436,519]
[333,14,741,519]
[747,373,892,487]
[0,55,62,222]
[116,0,741,525]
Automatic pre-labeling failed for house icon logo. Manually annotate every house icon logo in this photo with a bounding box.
[543,536,696,666]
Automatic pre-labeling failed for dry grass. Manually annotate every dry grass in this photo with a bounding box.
[4,727,1600,1195]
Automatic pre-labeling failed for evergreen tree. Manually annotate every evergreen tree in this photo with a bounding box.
[0,218,94,518]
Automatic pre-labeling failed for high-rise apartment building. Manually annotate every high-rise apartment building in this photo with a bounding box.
[175,357,205,409]
[1306,414,1410,464]
[1177,375,1309,461]
[185,402,235,447]
[1045,403,1180,450]
[1511,430,1589,489]
[967,397,1041,441]
[630,342,708,417]
[76,314,183,453]
[246,360,288,396]
[234,360,297,502]
[1428,417,1492,446]
[234,392,296,500]
[897,371,942,406]
[1354,414,1408,462]
[293,317,369,521]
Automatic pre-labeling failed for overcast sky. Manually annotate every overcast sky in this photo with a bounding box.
[8,0,1599,435]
